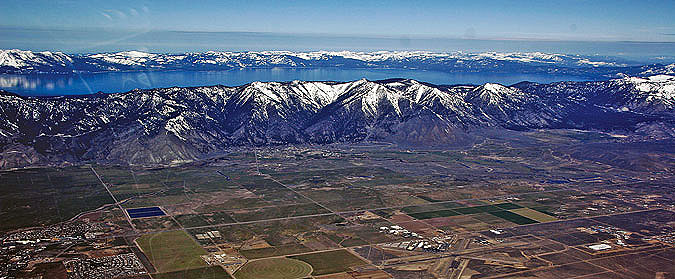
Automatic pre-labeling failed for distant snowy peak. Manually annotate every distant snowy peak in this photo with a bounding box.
[621,75,675,108]
[475,52,564,64]
[0,49,637,75]
[640,63,675,76]
[258,50,622,67]
[470,83,527,105]
[645,75,675,82]
[88,51,158,66]
[0,49,72,68]
[623,75,675,94]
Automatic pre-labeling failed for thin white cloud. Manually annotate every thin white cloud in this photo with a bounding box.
[104,9,127,19]
[100,12,112,20]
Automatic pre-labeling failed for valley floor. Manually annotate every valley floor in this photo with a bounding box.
[1,130,674,279]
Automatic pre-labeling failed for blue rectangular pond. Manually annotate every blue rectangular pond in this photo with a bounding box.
[126,206,166,219]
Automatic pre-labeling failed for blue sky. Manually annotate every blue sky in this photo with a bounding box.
[2,0,675,42]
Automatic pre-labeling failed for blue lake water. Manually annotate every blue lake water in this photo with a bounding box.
[1,68,602,96]
[126,207,166,219]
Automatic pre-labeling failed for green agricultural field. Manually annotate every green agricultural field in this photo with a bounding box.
[454,204,507,214]
[529,206,559,217]
[136,230,208,273]
[494,202,524,210]
[290,249,367,276]
[153,266,232,279]
[234,258,312,279]
[488,210,539,225]
[510,207,558,222]
[408,209,460,220]
[401,201,460,214]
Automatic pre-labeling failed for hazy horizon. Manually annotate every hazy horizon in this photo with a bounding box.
[3,0,675,62]
[3,27,675,63]
[3,0,675,41]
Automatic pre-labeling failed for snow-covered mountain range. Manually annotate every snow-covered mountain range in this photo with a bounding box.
[2,49,672,79]
[1,75,674,168]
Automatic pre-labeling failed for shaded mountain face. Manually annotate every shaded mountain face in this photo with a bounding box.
[1,75,674,168]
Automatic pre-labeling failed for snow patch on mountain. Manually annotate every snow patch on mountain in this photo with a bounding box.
[640,63,675,76]
[0,49,636,75]
[1,76,674,168]
[622,75,675,108]
[0,49,72,68]
[165,114,192,141]
[576,58,621,67]
[472,83,526,105]
[88,51,158,66]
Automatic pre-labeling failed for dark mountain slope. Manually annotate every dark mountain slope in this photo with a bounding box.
[1,75,673,168]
